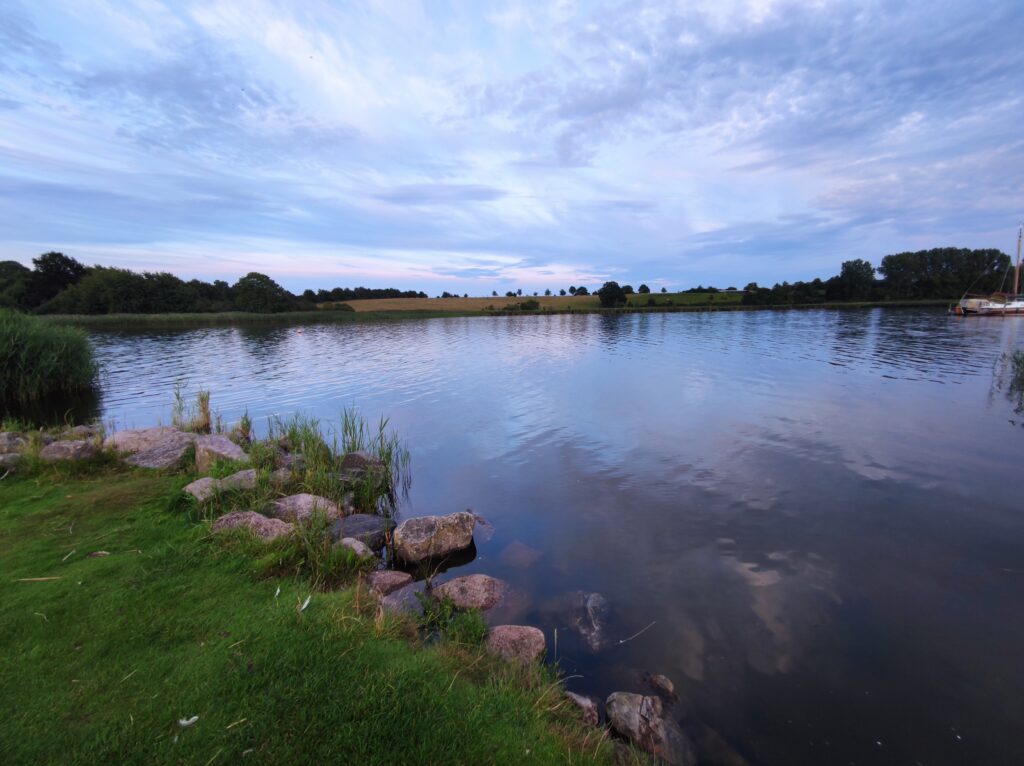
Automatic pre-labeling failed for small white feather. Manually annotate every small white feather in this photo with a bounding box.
[300,595,311,612]
[178,715,199,727]
[274,586,280,599]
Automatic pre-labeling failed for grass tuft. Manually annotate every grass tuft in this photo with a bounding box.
[0,309,97,406]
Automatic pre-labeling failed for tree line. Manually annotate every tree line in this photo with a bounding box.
[0,253,427,314]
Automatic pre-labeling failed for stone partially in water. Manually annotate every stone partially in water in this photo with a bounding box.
[365,570,412,597]
[340,450,384,473]
[39,440,99,462]
[336,537,374,559]
[212,511,293,541]
[434,574,508,611]
[605,692,695,766]
[485,625,546,663]
[269,493,341,523]
[648,673,678,702]
[195,434,247,473]
[330,514,394,551]
[392,511,476,563]
[380,581,426,615]
[126,430,196,469]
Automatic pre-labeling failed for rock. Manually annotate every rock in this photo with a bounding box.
[126,430,196,469]
[330,514,395,551]
[105,426,182,454]
[392,511,476,563]
[648,674,678,702]
[270,467,292,485]
[486,625,546,663]
[0,453,21,470]
[605,692,695,766]
[61,424,97,440]
[195,434,247,473]
[212,511,293,541]
[566,692,600,726]
[340,450,384,473]
[0,432,27,452]
[279,452,305,472]
[337,537,374,559]
[39,440,99,462]
[434,574,508,611]
[499,540,542,568]
[570,591,611,652]
[220,468,257,491]
[365,570,413,597]
[380,580,426,615]
[184,477,219,503]
[269,493,341,523]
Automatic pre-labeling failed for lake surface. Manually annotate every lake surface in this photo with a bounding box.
[87,308,1024,765]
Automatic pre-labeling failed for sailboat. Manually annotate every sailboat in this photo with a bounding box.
[952,225,1024,315]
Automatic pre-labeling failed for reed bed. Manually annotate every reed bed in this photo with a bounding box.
[0,309,97,405]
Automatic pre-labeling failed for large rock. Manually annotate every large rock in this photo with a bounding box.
[485,625,545,663]
[0,453,22,470]
[365,570,413,597]
[184,477,219,503]
[566,692,600,726]
[126,430,196,469]
[605,692,695,766]
[105,426,182,454]
[195,434,247,473]
[212,511,293,541]
[380,580,426,615]
[183,469,257,503]
[0,432,27,452]
[434,574,508,611]
[269,493,341,523]
[39,440,99,462]
[336,537,374,559]
[330,514,394,551]
[570,591,612,652]
[220,468,257,491]
[392,511,476,563]
[339,450,384,473]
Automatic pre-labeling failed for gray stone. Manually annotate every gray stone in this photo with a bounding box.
[434,574,508,611]
[0,432,27,452]
[365,570,413,597]
[570,591,611,652]
[279,452,305,471]
[330,514,394,551]
[485,625,546,663]
[39,440,99,462]
[212,511,293,541]
[269,493,341,523]
[392,511,476,564]
[220,468,257,491]
[605,692,695,766]
[340,450,384,472]
[0,452,22,470]
[337,537,374,559]
[380,581,426,615]
[125,430,196,469]
[566,692,600,726]
[105,426,182,454]
[195,434,247,473]
[184,477,219,503]
[61,424,97,440]
[270,467,292,485]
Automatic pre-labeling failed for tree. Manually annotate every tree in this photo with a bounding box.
[492,290,498,297]
[622,284,634,294]
[516,288,522,296]
[24,252,88,309]
[660,287,667,293]
[232,272,296,313]
[827,258,876,300]
[544,288,551,296]
[0,260,30,309]
[575,286,589,296]
[638,284,650,294]
[559,289,566,296]
[505,291,516,297]
[597,282,626,307]
[568,286,577,295]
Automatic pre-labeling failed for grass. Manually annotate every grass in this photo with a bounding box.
[0,464,612,765]
[0,309,97,405]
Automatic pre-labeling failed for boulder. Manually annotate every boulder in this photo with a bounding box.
[380,581,426,615]
[648,674,678,702]
[279,452,305,472]
[39,440,99,462]
[270,467,292,485]
[485,625,546,663]
[126,430,196,469]
[269,493,341,523]
[330,514,394,551]
[365,570,412,597]
[212,511,293,541]
[184,477,219,503]
[195,434,247,472]
[220,468,257,491]
[105,426,182,454]
[61,424,97,440]
[566,692,600,726]
[434,574,508,611]
[0,453,22,470]
[392,511,476,563]
[570,591,611,652]
[0,432,27,452]
[337,537,374,559]
[605,692,695,766]
[340,450,384,473]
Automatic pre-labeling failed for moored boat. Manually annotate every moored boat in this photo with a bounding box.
[951,225,1024,316]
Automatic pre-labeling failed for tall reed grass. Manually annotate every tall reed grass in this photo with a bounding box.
[0,309,97,405]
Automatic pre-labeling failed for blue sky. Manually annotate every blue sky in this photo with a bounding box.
[1,0,1022,294]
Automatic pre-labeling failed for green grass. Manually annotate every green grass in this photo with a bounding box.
[0,309,97,405]
[624,291,745,308]
[0,467,611,765]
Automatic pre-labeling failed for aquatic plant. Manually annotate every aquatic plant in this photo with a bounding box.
[0,309,97,406]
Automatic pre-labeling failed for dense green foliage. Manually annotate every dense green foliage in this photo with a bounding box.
[0,309,96,404]
[597,281,627,307]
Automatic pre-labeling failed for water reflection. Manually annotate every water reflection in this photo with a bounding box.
[78,308,1024,765]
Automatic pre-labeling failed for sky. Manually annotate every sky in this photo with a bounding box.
[1,0,1022,294]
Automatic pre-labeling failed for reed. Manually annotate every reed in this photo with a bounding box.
[0,309,97,405]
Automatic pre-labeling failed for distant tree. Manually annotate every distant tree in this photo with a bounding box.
[0,260,30,309]
[464,293,468,298]
[24,252,89,309]
[575,286,590,296]
[533,291,538,296]
[826,259,876,301]
[544,288,551,296]
[516,288,522,296]
[638,284,650,294]
[660,287,667,293]
[232,272,296,313]
[568,286,577,295]
[559,289,566,296]
[726,286,737,291]
[877,248,1008,299]
[492,290,498,297]
[505,291,516,297]
[301,289,316,302]
[622,284,634,294]
[597,281,626,307]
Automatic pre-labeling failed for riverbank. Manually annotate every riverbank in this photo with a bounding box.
[39,297,954,330]
[0,452,613,764]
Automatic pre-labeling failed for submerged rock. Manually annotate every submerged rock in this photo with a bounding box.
[329,514,394,551]
[648,673,678,702]
[486,625,546,664]
[39,440,99,462]
[336,537,374,559]
[365,570,412,597]
[269,493,341,523]
[212,511,293,541]
[195,434,247,473]
[605,692,695,766]
[434,574,508,611]
[392,511,476,563]
[569,591,612,652]
[126,430,196,469]
[566,692,601,726]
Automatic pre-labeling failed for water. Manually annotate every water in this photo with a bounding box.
[87,308,1023,764]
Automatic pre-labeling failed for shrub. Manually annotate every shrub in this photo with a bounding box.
[0,309,97,405]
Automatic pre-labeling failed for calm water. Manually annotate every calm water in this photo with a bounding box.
[88,309,1024,765]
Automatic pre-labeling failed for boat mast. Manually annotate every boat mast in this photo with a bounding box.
[1015,224,1023,296]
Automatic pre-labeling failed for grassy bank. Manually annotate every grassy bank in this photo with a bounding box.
[1,310,97,404]
[0,462,610,765]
